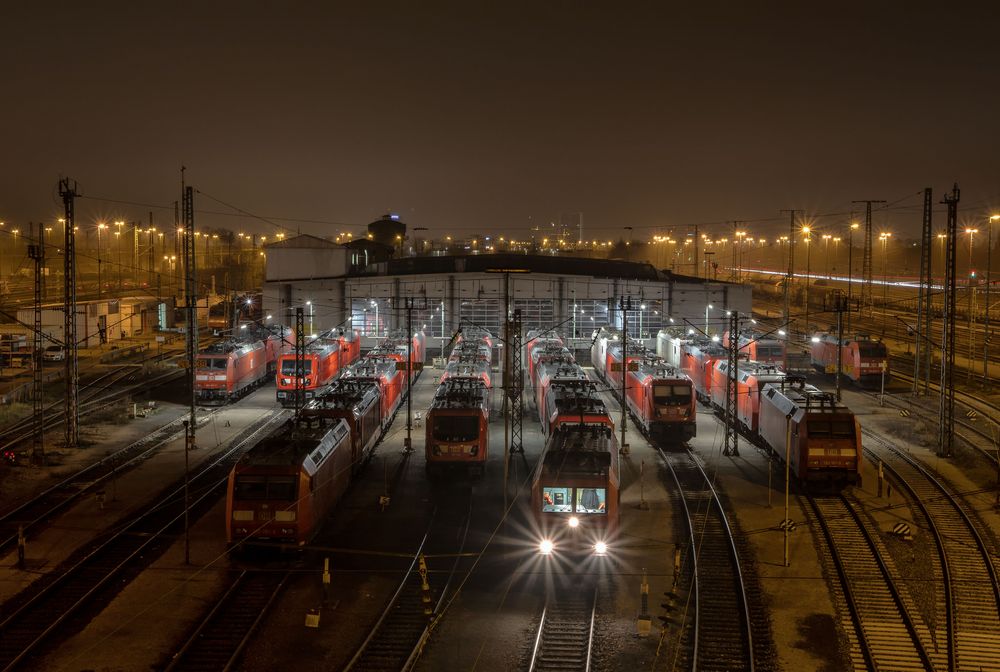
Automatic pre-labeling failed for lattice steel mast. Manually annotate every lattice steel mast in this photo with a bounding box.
[59,178,79,448]
[939,184,960,457]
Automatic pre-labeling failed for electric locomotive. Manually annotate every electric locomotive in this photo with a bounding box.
[226,416,352,547]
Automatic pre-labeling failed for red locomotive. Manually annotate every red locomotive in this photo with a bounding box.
[534,360,587,416]
[195,339,269,404]
[304,376,391,473]
[810,332,889,387]
[531,420,620,557]
[370,329,427,384]
[426,329,493,476]
[626,356,696,443]
[593,329,696,443]
[723,330,785,366]
[425,377,491,477]
[757,379,861,485]
[346,357,409,422]
[679,338,728,403]
[710,360,787,434]
[226,417,353,547]
[274,329,360,407]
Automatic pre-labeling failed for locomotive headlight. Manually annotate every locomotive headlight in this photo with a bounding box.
[568,516,580,528]
[539,539,554,555]
[594,541,608,555]
[232,510,254,521]
[275,510,296,522]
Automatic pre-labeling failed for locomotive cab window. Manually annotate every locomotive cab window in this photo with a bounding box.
[201,358,228,370]
[541,486,573,512]
[576,488,606,514]
[234,475,298,500]
[654,384,691,405]
[858,343,886,357]
[432,416,479,442]
[281,359,313,375]
[831,420,854,437]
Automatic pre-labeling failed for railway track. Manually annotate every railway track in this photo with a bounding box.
[345,488,475,672]
[164,570,290,672]
[0,366,183,452]
[527,582,597,672]
[809,494,933,671]
[0,410,214,555]
[863,430,1000,671]
[660,450,754,671]
[0,409,287,672]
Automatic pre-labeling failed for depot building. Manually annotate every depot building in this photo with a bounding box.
[261,232,751,357]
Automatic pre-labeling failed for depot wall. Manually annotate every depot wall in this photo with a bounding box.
[263,270,750,343]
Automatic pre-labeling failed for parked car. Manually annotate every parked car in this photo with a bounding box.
[42,345,66,362]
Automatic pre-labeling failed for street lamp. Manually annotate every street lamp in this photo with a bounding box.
[847,222,859,332]
[705,304,713,335]
[96,223,107,300]
[822,234,832,279]
[639,303,646,339]
[802,226,812,333]
[965,227,979,382]
[879,233,892,333]
[371,300,379,337]
[986,215,998,384]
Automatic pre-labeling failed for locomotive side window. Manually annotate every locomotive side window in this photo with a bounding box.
[576,488,606,514]
[541,486,573,512]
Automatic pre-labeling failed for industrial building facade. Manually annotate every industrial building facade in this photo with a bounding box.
[262,236,752,352]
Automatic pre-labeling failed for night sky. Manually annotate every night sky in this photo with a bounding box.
[2,1,999,241]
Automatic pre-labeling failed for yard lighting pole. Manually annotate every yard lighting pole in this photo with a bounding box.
[986,215,998,385]
[965,228,978,383]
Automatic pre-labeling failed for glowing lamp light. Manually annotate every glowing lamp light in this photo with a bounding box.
[778,330,787,336]
[594,541,608,555]
[539,539,554,555]
[568,516,580,528]
[811,336,821,343]
[711,335,720,343]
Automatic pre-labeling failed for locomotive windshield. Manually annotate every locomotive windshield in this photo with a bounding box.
[757,345,783,358]
[432,416,480,442]
[541,486,606,514]
[199,358,228,370]
[857,343,887,357]
[281,359,314,375]
[234,475,298,500]
[653,384,691,405]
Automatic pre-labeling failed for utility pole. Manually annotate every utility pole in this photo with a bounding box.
[59,178,79,449]
[403,297,427,452]
[780,209,802,371]
[939,184,960,458]
[914,188,933,395]
[619,296,632,456]
[723,309,739,457]
[182,172,197,566]
[853,200,886,313]
[827,291,851,402]
[294,306,305,415]
[29,229,44,464]
[508,309,523,454]
[693,225,700,278]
